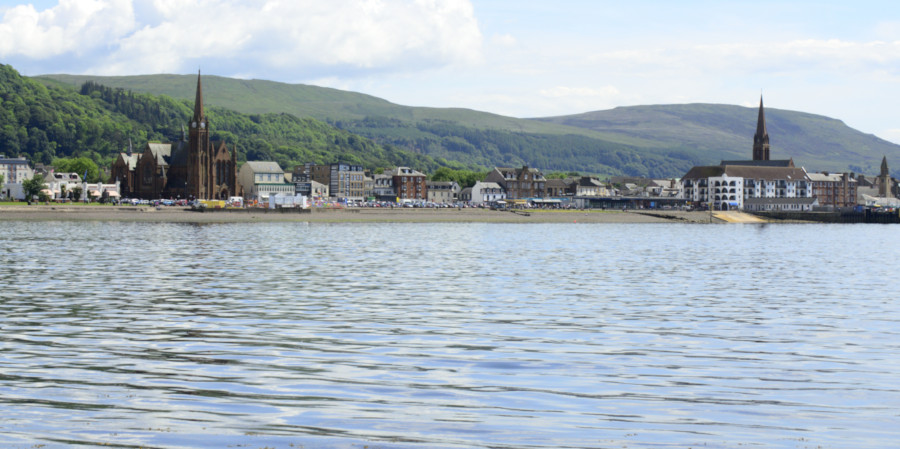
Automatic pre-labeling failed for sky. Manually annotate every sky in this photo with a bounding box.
[1,0,899,143]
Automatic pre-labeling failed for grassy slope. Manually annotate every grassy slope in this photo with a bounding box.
[35,73,654,145]
[36,74,900,175]
[536,104,899,173]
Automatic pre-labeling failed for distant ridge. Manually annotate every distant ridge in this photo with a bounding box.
[35,73,900,177]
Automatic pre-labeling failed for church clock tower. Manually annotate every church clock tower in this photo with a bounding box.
[188,71,210,199]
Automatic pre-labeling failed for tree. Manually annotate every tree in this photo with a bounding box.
[22,174,46,204]
[51,156,100,183]
[72,185,83,202]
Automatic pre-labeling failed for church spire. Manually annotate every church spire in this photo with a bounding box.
[193,70,205,122]
[881,155,889,177]
[753,95,770,161]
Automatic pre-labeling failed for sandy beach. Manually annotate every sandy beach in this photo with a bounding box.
[0,205,723,224]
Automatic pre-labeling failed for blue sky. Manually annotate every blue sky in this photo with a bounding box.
[1,0,899,144]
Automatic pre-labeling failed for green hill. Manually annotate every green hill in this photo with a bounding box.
[32,72,900,178]
[1,65,442,176]
[535,104,898,175]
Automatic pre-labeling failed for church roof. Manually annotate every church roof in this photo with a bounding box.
[117,153,139,170]
[168,140,189,166]
[146,143,172,167]
[720,159,794,167]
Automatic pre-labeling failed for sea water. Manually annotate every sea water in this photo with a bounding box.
[1,221,899,448]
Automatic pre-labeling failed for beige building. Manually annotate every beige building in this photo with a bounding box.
[426,181,459,203]
[238,161,293,201]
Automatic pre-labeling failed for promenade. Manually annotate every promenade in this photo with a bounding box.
[0,205,723,224]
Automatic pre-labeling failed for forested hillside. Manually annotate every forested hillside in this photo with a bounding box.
[37,72,900,177]
[0,64,446,177]
[36,73,705,177]
[333,116,698,177]
[536,104,900,175]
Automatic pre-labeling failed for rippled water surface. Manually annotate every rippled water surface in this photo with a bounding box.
[2,221,900,448]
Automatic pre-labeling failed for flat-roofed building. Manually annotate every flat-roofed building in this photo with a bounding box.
[306,162,365,201]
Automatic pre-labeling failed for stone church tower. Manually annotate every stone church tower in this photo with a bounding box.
[187,72,210,199]
[185,72,238,200]
[753,96,770,161]
[879,156,890,197]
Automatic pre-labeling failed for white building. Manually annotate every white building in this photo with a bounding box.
[238,161,293,201]
[469,181,506,205]
[370,174,395,199]
[1,155,34,200]
[44,172,83,200]
[681,165,812,211]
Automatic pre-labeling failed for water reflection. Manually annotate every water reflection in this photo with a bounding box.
[1,222,899,448]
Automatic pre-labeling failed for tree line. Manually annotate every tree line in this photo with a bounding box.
[0,64,454,184]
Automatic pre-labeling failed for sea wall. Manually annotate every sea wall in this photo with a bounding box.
[754,210,900,223]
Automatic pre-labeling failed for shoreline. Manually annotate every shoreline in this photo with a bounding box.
[0,205,723,224]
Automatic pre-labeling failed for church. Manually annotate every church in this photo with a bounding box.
[110,72,239,200]
[680,96,814,211]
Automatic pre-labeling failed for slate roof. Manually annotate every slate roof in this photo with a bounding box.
[146,143,172,167]
[0,156,29,166]
[545,179,567,189]
[118,153,139,170]
[682,165,809,182]
[475,181,503,190]
[807,173,856,183]
[244,161,284,174]
[720,159,794,167]
[168,140,189,166]
[390,167,425,177]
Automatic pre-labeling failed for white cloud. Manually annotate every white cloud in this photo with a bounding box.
[0,0,136,58]
[590,39,900,76]
[491,33,516,47]
[0,0,483,77]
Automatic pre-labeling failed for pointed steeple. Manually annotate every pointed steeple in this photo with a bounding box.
[881,155,889,177]
[193,70,205,122]
[756,95,767,138]
[752,95,770,161]
[127,138,133,156]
